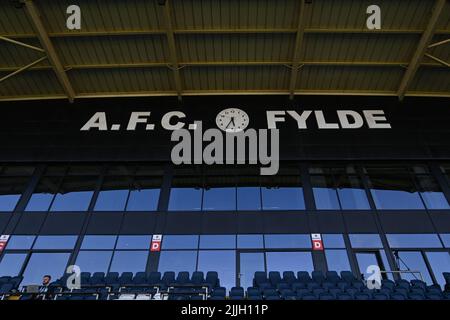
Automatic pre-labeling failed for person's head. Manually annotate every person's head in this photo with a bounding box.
[42,275,51,286]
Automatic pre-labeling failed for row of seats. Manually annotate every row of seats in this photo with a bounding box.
[0,276,23,298]
[53,271,220,291]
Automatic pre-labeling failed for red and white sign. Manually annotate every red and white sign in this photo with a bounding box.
[0,235,10,252]
[150,234,162,252]
[311,233,324,251]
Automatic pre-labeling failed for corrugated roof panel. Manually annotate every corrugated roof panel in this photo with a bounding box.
[306,0,434,31]
[182,66,289,91]
[176,34,295,63]
[52,35,169,66]
[302,34,420,63]
[172,0,300,30]
[0,2,35,35]
[410,68,450,94]
[296,66,403,92]
[0,70,63,97]
[68,68,175,94]
[0,39,49,68]
[37,0,164,34]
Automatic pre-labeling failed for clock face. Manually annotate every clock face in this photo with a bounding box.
[216,108,250,133]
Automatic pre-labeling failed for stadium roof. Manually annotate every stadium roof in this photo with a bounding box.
[0,0,449,102]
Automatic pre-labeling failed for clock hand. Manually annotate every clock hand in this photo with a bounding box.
[225,117,235,129]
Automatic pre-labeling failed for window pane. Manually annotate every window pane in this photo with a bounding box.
[425,252,450,289]
[349,234,383,248]
[338,175,370,210]
[262,188,305,210]
[237,187,261,210]
[440,234,450,248]
[51,191,93,211]
[199,235,236,249]
[168,188,202,211]
[239,252,264,289]
[198,251,235,290]
[126,189,160,211]
[25,176,63,211]
[387,234,442,248]
[158,251,197,274]
[265,234,311,249]
[162,235,199,249]
[49,175,96,211]
[81,236,116,249]
[325,250,351,273]
[21,253,70,286]
[237,235,264,249]
[95,190,129,211]
[416,175,450,209]
[203,187,236,211]
[5,235,35,250]
[0,253,27,277]
[397,251,433,285]
[109,251,148,274]
[266,252,314,273]
[116,236,151,249]
[0,176,29,211]
[367,167,425,210]
[33,236,77,250]
[311,175,340,210]
[75,251,113,273]
[261,167,305,210]
[322,234,346,248]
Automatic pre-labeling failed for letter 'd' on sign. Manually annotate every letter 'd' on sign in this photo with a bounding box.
[311,233,324,251]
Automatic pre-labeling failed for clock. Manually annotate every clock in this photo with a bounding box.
[216,108,250,133]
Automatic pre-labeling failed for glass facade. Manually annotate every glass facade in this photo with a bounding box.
[0,162,450,291]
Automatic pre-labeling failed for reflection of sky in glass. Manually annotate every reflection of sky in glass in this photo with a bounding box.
[199,235,236,249]
[33,236,78,250]
[371,189,424,210]
[50,191,93,211]
[420,191,450,209]
[25,193,53,211]
[425,252,450,289]
[198,250,235,290]
[349,234,383,248]
[81,235,116,249]
[237,187,261,210]
[22,253,70,286]
[0,253,27,277]
[95,190,128,211]
[266,252,314,273]
[75,251,112,273]
[265,234,311,248]
[239,253,264,290]
[338,188,370,209]
[158,251,197,273]
[325,250,351,273]
[397,251,432,285]
[6,235,35,250]
[168,188,202,211]
[162,235,199,249]
[313,188,339,209]
[203,188,236,211]
[126,189,160,211]
[387,234,442,248]
[322,234,346,248]
[0,194,21,211]
[237,234,264,249]
[109,251,148,275]
[262,187,305,210]
[116,236,151,249]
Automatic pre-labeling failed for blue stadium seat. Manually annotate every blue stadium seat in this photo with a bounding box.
[282,271,297,285]
[269,271,283,287]
[337,281,351,291]
[276,283,290,291]
[391,292,407,300]
[210,287,226,300]
[442,272,450,284]
[176,271,191,285]
[292,282,306,291]
[312,271,326,284]
[336,292,353,300]
[162,271,176,286]
[0,283,14,295]
[322,281,336,290]
[410,279,427,291]
[319,293,334,300]
[381,279,395,291]
[295,288,310,298]
[229,287,244,300]
[280,289,296,300]
[340,271,357,283]
[329,288,342,298]
[190,295,204,300]
[9,276,23,289]
[254,271,271,288]
[90,272,105,287]
[301,293,317,300]
[408,292,425,300]
[105,272,119,288]
[247,287,262,300]
[426,293,443,300]
[297,271,312,283]
[395,279,411,290]
[80,272,91,286]
[205,271,219,288]
[147,272,162,286]
[312,288,326,296]
[326,271,341,284]
[132,272,148,286]
[306,282,320,291]
[119,272,134,286]
[351,281,365,291]
[346,288,360,297]
[266,295,281,300]
[354,292,371,300]
[373,292,390,300]
[191,271,205,286]
[263,288,278,299]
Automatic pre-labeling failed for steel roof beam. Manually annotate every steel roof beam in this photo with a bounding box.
[397,0,446,100]
[288,0,307,100]
[0,56,47,83]
[23,0,75,102]
[162,0,183,101]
